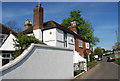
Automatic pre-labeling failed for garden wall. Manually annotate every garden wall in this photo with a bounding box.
[0,44,73,79]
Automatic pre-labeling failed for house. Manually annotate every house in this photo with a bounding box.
[0,24,17,66]
[0,4,92,67]
[22,4,92,56]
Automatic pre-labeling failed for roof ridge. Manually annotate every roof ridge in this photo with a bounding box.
[0,24,17,34]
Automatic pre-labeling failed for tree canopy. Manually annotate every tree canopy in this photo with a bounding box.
[61,10,100,47]
[5,20,22,33]
[94,47,103,58]
[13,34,41,51]
[13,34,45,57]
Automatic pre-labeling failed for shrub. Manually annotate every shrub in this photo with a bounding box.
[13,34,43,57]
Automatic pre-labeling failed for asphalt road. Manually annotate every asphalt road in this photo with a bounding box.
[76,56,119,80]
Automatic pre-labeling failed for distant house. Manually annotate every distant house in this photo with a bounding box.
[0,24,17,65]
[0,4,92,66]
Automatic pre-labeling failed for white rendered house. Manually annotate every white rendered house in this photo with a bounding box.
[0,4,92,70]
[0,24,17,66]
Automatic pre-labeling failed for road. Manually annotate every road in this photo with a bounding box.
[76,56,119,80]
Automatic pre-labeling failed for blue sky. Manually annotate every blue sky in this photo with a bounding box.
[2,2,118,50]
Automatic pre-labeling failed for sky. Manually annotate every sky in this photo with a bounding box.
[1,2,118,50]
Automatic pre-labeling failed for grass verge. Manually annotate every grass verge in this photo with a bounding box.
[87,61,97,67]
[106,54,115,57]
[114,59,120,65]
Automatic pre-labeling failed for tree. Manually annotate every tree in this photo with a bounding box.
[61,10,100,46]
[84,49,89,62]
[5,20,22,32]
[89,53,95,62]
[112,42,120,50]
[101,48,106,53]
[94,47,103,58]
[13,34,43,57]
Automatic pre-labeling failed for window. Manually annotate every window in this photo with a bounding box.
[78,40,82,47]
[86,43,89,49]
[2,53,11,59]
[64,32,67,48]
[71,38,73,43]
[0,34,7,42]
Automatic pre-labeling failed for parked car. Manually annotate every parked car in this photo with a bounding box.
[107,56,115,62]
[97,58,102,61]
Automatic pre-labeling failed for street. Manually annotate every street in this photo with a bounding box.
[76,57,119,80]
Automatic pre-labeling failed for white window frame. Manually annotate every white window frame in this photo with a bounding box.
[2,53,12,59]
[86,43,89,49]
[78,40,83,48]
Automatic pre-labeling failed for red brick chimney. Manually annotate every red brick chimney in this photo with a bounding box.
[68,21,78,34]
[33,4,43,30]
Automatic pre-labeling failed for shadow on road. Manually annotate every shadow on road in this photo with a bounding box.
[73,79,119,81]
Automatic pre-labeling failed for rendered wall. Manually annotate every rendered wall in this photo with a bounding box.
[0,34,16,51]
[56,28,64,48]
[1,44,73,79]
[67,33,74,49]
[43,28,75,50]
[56,28,64,42]
[43,28,56,46]
[33,29,42,41]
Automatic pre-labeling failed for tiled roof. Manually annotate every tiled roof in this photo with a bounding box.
[18,20,89,42]
[19,26,33,34]
[0,24,17,35]
[42,20,89,42]
[0,24,17,47]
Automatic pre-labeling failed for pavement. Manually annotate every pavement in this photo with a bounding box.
[75,56,119,80]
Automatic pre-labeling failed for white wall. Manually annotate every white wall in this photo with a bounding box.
[73,51,87,71]
[0,34,16,51]
[56,28,64,42]
[56,28,64,48]
[33,29,42,41]
[43,28,75,49]
[67,33,74,49]
[43,28,56,46]
[26,33,34,36]
[1,44,74,79]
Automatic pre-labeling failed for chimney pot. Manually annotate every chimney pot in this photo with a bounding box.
[24,20,32,30]
[70,21,76,26]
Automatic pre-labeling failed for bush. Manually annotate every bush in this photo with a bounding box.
[13,34,44,57]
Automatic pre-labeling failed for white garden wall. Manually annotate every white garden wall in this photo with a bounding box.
[1,44,73,79]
